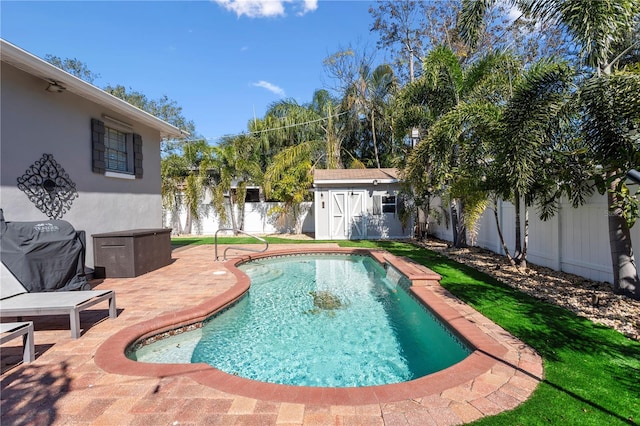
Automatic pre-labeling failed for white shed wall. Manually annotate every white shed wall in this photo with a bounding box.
[313,183,412,240]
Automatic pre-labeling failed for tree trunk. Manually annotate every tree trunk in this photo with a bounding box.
[325,107,342,169]
[514,190,522,261]
[457,199,467,247]
[521,205,529,270]
[184,209,193,235]
[238,200,245,232]
[608,181,640,299]
[371,111,381,168]
[451,199,466,248]
[228,197,238,235]
[492,196,518,268]
[450,199,459,247]
[293,204,303,235]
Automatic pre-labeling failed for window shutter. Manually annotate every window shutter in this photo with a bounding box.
[91,119,105,174]
[133,133,143,178]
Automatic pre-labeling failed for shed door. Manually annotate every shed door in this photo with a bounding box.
[330,192,347,239]
[329,191,367,239]
[349,191,366,239]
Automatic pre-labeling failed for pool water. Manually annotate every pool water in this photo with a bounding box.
[134,254,471,388]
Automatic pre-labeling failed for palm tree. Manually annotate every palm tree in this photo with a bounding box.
[209,135,263,234]
[308,89,344,169]
[264,143,317,234]
[161,140,213,235]
[161,152,189,234]
[343,64,397,168]
[402,46,518,247]
[251,95,332,233]
[493,59,576,269]
[460,0,640,298]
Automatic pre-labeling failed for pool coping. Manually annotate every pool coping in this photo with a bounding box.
[95,247,543,407]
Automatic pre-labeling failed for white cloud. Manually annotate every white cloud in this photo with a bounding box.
[252,80,285,97]
[297,0,318,16]
[213,0,317,18]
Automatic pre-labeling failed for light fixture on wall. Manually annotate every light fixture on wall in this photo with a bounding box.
[45,81,66,93]
[373,179,378,186]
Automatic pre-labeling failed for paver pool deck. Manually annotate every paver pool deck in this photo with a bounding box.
[1,243,543,425]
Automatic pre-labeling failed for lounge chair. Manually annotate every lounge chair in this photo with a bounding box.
[0,263,117,339]
[0,321,35,363]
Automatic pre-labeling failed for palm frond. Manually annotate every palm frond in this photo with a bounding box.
[458,0,499,48]
[579,71,640,172]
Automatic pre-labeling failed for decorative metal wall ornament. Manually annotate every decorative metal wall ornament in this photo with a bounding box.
[17,153,78,220]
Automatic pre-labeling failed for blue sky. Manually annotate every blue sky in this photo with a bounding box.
[1,0,383,143]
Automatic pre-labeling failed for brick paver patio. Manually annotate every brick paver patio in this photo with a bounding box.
[1,243,542,425]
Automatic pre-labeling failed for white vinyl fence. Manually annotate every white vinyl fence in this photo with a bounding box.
[426,191,640,284]
[164,201,314,236]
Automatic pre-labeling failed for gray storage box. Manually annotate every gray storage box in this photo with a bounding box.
[92,228,172,278]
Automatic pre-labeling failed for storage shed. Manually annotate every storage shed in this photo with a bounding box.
[313,168,412,240]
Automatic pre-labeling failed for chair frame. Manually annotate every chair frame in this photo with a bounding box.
[1,263,117,339]
[0,321,35,363]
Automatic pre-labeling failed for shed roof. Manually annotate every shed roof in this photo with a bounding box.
[313,168,399,184]
[0,39,185,140]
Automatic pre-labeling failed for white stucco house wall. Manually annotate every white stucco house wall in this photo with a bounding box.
[313,168,412,240]
[1,39,184,268]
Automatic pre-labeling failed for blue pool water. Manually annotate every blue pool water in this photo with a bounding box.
[185,254,471,387]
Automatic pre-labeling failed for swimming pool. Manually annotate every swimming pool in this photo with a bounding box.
[95,246,538,406]
[132,254,471,387]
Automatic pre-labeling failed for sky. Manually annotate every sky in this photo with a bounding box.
[1,0,384,143]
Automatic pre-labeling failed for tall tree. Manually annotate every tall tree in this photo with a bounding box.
[264,142,316,234]
[342,63,398,168]
[44,54,100,83]
[494,59,577,269]
[209,135,263,234]
[161,140,213,235]
[370,0,572,84]
[369,1,427,83]
[401,47,518,247]
[103,85,196,143]
[42,56,195,146]
[253,98,328,233]
[460,0,640,298]
[308,89,344,169]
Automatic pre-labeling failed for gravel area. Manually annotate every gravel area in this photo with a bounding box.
[419,239,640,341]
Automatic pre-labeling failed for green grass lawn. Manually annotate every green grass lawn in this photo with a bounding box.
[173,237,640,425]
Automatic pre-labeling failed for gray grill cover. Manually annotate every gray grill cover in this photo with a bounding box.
[0,211,88,292]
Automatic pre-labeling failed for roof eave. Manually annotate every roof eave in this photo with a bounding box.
[0,39,185,140]
[314,178,399,185]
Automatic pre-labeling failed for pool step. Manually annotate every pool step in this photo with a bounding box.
[375,252,441,287]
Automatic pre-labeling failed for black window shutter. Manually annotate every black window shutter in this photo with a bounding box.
[133,134,143,178]
[91,118,105,174]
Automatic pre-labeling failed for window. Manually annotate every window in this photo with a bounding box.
[230,188,261,202]
[372,194,396,215]
[104,127,131,172]
[245,188,260,202]
[382,195,396,213]
[91,118,143,178]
